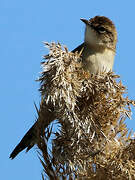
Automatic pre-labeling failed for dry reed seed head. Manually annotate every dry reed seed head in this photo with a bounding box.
[38,42,135,179]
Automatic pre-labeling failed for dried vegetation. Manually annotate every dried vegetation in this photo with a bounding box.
[36,42,135,179]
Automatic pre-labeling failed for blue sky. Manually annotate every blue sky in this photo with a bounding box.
[1,0,135,179]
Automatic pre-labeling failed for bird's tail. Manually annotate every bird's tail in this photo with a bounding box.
[10,101,55,159]
[9,122,37,159]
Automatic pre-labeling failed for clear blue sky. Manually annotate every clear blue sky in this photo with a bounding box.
[1,0,135,179]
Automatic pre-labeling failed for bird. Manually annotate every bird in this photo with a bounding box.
[10,16,117,159]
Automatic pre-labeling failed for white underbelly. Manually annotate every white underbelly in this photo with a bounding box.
[82,49,115,74]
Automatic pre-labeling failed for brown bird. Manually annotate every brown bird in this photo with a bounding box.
[10,16,117,159]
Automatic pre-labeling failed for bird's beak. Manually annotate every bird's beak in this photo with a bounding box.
[80,18,89,25]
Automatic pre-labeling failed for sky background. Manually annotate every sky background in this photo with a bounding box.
[1,0,135,179]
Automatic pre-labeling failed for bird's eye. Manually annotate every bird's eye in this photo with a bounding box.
[97,26,106,33]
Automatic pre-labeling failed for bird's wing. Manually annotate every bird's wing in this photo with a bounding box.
[72,43,84,53]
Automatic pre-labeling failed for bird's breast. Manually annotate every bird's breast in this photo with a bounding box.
[82,47,115,74]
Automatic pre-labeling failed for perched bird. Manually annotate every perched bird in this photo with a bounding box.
[10,16,117,159]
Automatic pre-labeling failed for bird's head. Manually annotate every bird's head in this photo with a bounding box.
[81,16,117,51]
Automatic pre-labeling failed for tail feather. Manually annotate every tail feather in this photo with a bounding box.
[10,122,37,159]
[10,96,56,159]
